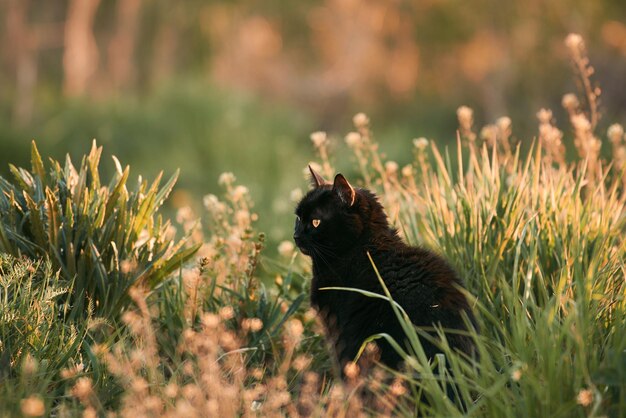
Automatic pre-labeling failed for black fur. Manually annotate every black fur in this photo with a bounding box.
[294,170,477,372]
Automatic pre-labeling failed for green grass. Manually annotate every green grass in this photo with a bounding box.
[0,254,83,413]
[0,141,199,321]
[386,141,626,417]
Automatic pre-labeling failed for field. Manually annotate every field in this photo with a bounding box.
[1,32,626,417]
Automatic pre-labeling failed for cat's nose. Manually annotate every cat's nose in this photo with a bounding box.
[293,233,301,241]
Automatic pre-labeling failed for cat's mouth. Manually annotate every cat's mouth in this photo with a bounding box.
[293,238,311,255]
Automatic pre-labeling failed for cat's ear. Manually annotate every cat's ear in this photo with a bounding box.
[332,174,356,206]
[308,165,327,188]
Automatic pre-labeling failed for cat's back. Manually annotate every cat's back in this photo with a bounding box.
[371,241,461,287]
[369,243,471,321]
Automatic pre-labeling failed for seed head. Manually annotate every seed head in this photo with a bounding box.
[565,33,584,51]
[284,318,304,345]
[537,108,553,124]
[277,240,295,258]
[576,388,593,407]
[345,132,362,148]
[343,362,359,379]
[219,306,235,321]
[20,396,45,417]
[176,206,194,225]
[292,355,311,371]
[413,137,429,150]
[60,363,85,379]
[231,185,249,201]
[242,317,263,332]
[201,313,220,329]
[571,114,591,132]
[290,188,303,202]
[562,93,579,111]
[457,106,474,129]
[203,194,221,212]
[303,308,317,323]
[164,383,179,398]
[310,131,327,148]
[480,125,498,145]
[385,161,399,175]
[83,407,97,418]
[353,112,370,129]
[390,378,407,396]
[22,353,38,375]
[401,164,413,178]
[71,377,93,402]
[497,116,512,132]
[218,172,236,186]
[608,123,624,145]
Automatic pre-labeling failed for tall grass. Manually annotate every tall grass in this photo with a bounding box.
[325,98,626,416]
[0,254,84,414]
[0,142,199,415]
[0,141,199,320]
[92,105,625,417]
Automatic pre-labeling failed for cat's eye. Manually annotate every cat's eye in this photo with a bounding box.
[312,219,321,228]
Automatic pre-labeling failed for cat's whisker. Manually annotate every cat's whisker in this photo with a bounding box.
[310,244,335,257]
[310,246,333,269]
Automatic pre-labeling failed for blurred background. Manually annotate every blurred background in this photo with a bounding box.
[1,0,625,243]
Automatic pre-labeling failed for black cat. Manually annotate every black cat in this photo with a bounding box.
[294,166,478,372]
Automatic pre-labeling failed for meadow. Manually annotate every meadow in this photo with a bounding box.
[1,34,625,417]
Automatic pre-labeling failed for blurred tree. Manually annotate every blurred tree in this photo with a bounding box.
[0,0,623,126]
[4,0,37,125]
[63,0,100,96]
[107,0,142,90]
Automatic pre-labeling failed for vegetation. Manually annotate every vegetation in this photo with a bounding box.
[1,34,625,417]
[0,141,199,320]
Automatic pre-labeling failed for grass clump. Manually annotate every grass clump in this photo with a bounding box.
[0,142,199,416]
[321,93,626,415]
[0,141,199,320]
[0,254,85,414]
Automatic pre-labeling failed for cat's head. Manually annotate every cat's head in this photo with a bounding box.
[293,165,388,257]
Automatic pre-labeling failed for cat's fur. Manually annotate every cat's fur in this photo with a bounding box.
[294,166,477,372]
